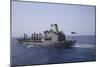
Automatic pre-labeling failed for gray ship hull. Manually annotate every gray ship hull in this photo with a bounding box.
[17,40,76,48]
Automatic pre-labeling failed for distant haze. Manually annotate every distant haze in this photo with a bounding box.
[12,1,96,37]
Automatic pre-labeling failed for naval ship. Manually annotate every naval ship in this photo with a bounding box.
[17,24,76,47]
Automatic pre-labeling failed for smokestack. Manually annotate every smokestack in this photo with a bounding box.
[51,24,59,33]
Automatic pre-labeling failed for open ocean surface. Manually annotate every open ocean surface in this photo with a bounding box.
[11,35,96,66]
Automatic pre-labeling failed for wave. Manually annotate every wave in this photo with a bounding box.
[72,43,96,49]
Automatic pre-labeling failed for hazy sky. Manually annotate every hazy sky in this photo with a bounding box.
[12,1,96,37]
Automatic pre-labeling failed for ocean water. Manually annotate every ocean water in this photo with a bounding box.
[11,35,96,66]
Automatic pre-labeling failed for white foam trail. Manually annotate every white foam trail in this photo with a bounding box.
[72,43,96,49]
[27,45,35,48]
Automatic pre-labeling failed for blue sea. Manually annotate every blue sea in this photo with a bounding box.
[11,35,96,66]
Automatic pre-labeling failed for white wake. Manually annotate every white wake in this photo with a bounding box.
[72,43,96,49]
